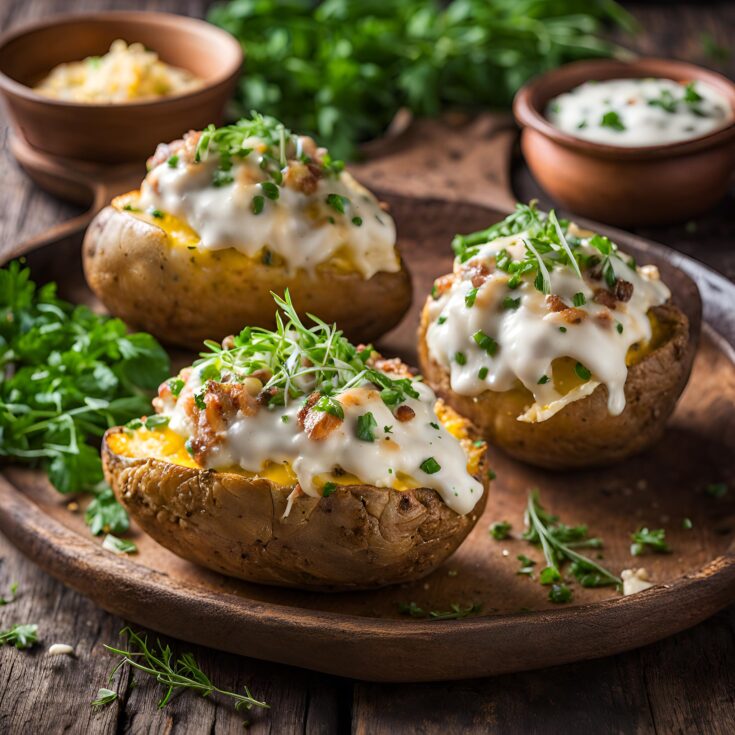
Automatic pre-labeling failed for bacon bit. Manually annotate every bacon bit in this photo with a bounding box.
[297,392,343,441]
[221,335,236,350]
[369,355,414,381]
[190,381,258,464]
[593,289,618,310]
[395,405,416,422]
[283,160,321,194]
[147,130,201,169]
[379,201,391,212]
[614,279,634,303]
[257,386,279,406]
[546,294,568,312]
[560,307,586,324]
[462,261,492,289]
[433,273,455,298]
[250,368,273,383]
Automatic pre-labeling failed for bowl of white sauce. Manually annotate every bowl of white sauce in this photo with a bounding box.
[513,58,735,226]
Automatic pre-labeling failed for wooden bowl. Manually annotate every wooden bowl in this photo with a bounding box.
[0,11,242,163]
[513,58,735,227]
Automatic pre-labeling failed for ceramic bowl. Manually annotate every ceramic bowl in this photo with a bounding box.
[513,58,735,227]
[0,11,242,163]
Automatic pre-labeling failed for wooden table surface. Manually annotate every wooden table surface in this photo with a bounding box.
[1,2,734,733]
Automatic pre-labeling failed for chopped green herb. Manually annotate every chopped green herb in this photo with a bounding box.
[0,582,19,606]
[144,414,169,431]
[454,352,467,365]
[326,193,349,213]
[472,331,498,357]
[261,248,273,266]
[420,457,441,475]
[559,326,567,333]
[260,181,280,200]
[356,411,377,442]
[91,688,119,710]
[149,209,164,219]
[430,421,440,430]
[465,287,479,308]
[0,623,38,649]
[537,375,550,385]
[252,195,265,214]
[600,110,625,131]
[575,362,592,381]
[314,395,344,420]
[322,482,337,497]
[616,323,624,334]
[487,469,496,481]
[630,528,670,556]
[572,292,586,307]
[437,315,448,325]
[102,534,138,555]
[517,555,536,575]
[682,517,693,530]
[383,425,393,434]
[167,378,185,397]
[549,583,572,603]
[478,366,489,380]
[502,296,521,310]
[490,521,512,540]
[351,216,363,227]
[167,155,179,168]
[706,482,728,498]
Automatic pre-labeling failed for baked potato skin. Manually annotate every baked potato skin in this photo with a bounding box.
[83,206,412,350]
[418,302,694,469]
[102,431,488,590]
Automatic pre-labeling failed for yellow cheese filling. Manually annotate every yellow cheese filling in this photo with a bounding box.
[113,192,363,274]
[107,400,484,490]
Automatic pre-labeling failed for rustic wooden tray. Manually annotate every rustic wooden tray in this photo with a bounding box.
[1,189,733,683]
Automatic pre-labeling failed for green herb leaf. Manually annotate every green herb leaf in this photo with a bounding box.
[490,521,512,540]
[600,110,625,131]
[91,688,119,710]
[0,623,38,649]
[575,362,592,381]
[102,534,138,555]
[549,583,572,603]
[322,482,337,497]
[472,331,498,357]
[630,528,670,556]
[356,411,377,442]
[252,195,265,214]
[420,457,441,475]
[706,482,728,498]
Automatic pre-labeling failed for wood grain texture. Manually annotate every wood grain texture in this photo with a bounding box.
[1,0,735,732]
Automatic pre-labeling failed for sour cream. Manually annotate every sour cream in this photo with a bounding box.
[546,78,732,147]
[166,369,483,516]
[138,143,398,278]
[425,226,670,422]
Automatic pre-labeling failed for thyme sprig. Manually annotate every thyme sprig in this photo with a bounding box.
[193,290,420,410]
[100,628,269,716]
[398,602,482,620]
[523,491,620,603]
[451,201,630,295]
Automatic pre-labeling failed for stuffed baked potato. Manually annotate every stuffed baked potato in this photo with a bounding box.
[83,113,411,349]
[102,293,488,590]
[418,202,695,469]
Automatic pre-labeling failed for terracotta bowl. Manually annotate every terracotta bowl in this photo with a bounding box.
[513,58,735,227]
[0,11,242,163]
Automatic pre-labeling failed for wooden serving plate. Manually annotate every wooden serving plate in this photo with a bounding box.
[1,191,733,682]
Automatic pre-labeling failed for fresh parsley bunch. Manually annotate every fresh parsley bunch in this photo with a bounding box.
[208,0,635,158]
[0,262,170,534]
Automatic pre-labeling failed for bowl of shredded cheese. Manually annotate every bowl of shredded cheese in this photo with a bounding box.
[0,12,242,162]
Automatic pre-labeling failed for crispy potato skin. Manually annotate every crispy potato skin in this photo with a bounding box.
[102,431,488,590]
[83,206,412,349]
[418,301,694,469]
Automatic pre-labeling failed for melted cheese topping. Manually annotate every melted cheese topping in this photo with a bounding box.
[547,78,732,147]
[425,228,670,422]
[114,374,485,516]
[136,147,398,278]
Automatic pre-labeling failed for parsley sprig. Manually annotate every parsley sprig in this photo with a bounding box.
[523,491,620,602]
[0,262,170,535]
[209,0,634,159]
[194,290,419,410]
[0,623,38,649]
[100,628,269,717]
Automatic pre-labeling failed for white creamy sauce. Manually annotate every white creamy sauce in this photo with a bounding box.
[425,231,670,422]
[547,78,732,147]
[138,141,398,278]
[166,370,483,516]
